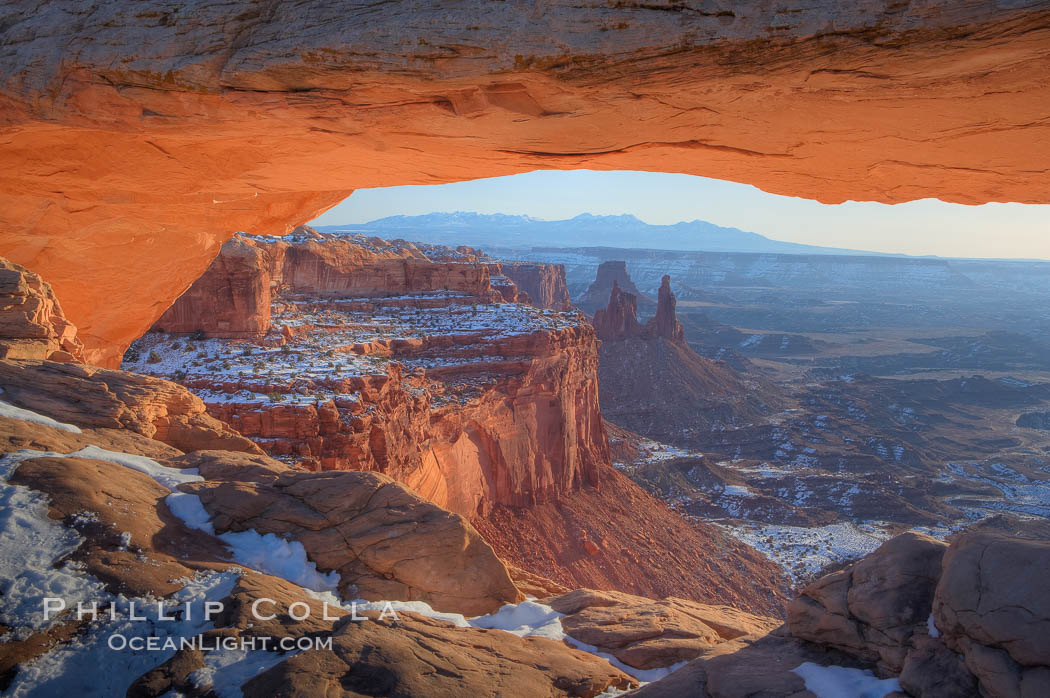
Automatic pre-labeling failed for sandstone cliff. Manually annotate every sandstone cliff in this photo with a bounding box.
[134,236,607,519]
[155,230,492,339]
[501,263,573,311]
[126,238,796,615]
[0,259,84,363]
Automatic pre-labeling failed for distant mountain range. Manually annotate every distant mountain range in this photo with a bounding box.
[316,212,891,257]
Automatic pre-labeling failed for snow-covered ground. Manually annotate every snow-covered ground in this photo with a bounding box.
[122,295,583,410]
[612,436,703,471]
[716,521,894,586]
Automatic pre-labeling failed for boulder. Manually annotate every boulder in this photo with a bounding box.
[549,588,780,670]
[630,630,867,698]
[934,530,1050,697]
[243,611,631,698]
[787,531,948,673]
[186,469,525,615]
[898,634,979,698]
[0,258,84,363]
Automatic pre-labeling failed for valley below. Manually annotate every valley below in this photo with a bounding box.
[490,243,1050,588]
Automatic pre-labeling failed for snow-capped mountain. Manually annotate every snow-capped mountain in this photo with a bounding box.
[317,212,885,256]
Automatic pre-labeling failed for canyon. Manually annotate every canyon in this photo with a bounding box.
[1,240,1047,696]
[1,266,1047,696]
[516,251,1050,600]
[123,231,791,615]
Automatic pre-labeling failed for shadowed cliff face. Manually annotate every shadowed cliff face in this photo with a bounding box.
[1,1,1049,365]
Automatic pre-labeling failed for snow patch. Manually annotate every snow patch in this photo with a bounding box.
[5,572,240,698]
[189,647,292,698]
[0,450,107,639]
[0,399,81,433]
[927,613,941,639]
[791,662,901,698]
[68,445,202,490]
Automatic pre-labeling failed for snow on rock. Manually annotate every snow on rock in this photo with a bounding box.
[0,450,106,640]
[0,398,81,433]
[216,529,340,595]
[926,613,941,639]
[188,647,293,698]
[321,594,687,685]
[165,492,341,596]
[469,600,566,641]
[4,572,241,698]
[67,445,202,490]
[565,635,690,684]
[790,662,901,698]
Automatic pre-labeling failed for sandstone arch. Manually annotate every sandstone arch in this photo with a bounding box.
[1,1,1048,365]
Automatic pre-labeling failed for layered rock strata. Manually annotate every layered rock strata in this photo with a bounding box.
[0,259,84,363]
[501,263,573,311]
[129,236,607,518]
[154,230,494,339]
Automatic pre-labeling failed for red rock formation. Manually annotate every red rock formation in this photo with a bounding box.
[3,2,1047,365]
[187,465,524,615]
[592,273,683,344]
[579,262,653,315]
[487,271,521,304]
[647,275,685,344]
[0,259,84,363]
[135,234,608,518]
[591,268,778,445]
[154,235,273,339]
[187,322,608,518]
[591,281,641,342]
[154,231,493,338]
[0,358,262,455]
[501,263,572,310]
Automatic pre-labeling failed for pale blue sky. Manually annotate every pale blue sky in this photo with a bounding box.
[311,170,1050,260]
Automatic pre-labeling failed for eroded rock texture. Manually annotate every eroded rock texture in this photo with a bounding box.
[501,263,573,311]
[779,523,1050,698]
[132,233,608,519]
[0,358,261,455]
[2,1,1048,364]
[187,463,524,616]
[0,259,84,363]
[787,531,948,675]
[549,588,780,670]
